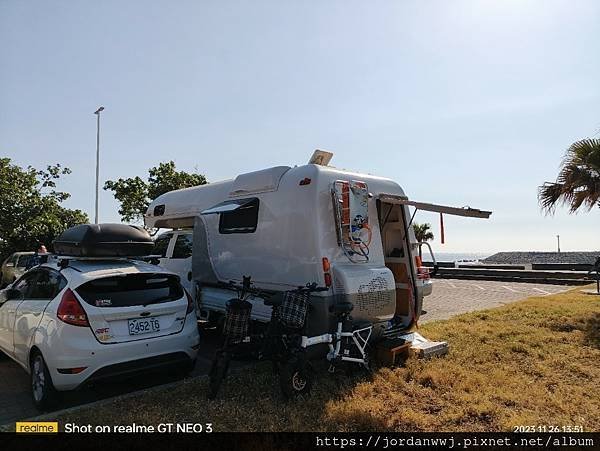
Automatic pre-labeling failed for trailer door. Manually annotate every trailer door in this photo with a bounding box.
[377,194,491,329]
[376,200,420,330]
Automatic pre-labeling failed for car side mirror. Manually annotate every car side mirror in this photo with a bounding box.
[4,288,23,301]
[0,289,15,305]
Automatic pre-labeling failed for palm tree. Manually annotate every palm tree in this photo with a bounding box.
[413,222,434,258]
[538,138,600,213]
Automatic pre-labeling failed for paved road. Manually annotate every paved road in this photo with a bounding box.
[0,279,573,424]
[421,278,570,323]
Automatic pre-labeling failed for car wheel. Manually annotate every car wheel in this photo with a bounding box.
[30,351,57,410]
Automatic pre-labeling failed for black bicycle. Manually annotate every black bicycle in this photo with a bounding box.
[207,277,328,399]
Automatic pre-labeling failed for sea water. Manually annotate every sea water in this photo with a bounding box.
[420,252,492,262]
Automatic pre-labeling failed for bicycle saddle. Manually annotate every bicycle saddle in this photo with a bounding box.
[329,302,354,314]
[263,292,284,307]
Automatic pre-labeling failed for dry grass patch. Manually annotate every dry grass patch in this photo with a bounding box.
[55,287,600,432]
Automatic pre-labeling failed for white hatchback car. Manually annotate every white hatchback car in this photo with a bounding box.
[0,256,200,409]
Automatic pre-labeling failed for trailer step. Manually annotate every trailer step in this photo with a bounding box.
[399,332,449,359]
[375,338,411,366]
[377,332,449,363]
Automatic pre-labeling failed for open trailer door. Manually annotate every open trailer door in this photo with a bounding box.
[377,193,492,358]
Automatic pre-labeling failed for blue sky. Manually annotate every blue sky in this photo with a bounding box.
[1,0,599,253]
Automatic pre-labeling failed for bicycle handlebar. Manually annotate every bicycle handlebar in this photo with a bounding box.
[221,277,329,296]
[222,279,268,298]
[291,283,329,293]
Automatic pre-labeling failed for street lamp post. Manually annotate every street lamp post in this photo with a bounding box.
[93,106,104,224]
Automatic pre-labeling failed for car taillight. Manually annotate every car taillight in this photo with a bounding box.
[415,255,423,268]
[57,289,89,327]
[414,255,430,280]
[185,290,195,315]
[322,257,332,288]
[417,267,431,280]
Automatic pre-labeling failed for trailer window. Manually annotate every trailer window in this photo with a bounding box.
[219,198,259,234]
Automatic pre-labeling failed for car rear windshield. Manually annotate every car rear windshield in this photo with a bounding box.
[76,273,184,308]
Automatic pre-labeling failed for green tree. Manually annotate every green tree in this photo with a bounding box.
[538,138,600,213]
[0,158,88,261]
[412,222,434,259]
[104,161,208,222]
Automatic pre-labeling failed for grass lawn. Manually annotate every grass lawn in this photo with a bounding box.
[55,286,599,432]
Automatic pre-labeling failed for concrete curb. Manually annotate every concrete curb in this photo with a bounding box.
[433,272,591,286]
[0,373,209,431]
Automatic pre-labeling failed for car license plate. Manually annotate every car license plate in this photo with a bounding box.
[128,318,160,335]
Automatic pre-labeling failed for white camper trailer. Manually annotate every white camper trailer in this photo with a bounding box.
[145,153,490,343]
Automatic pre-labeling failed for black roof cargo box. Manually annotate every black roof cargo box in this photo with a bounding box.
[54,224,154,257]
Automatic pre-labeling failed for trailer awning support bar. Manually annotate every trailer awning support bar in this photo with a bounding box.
[378,194,492,219]
[408,208,418,227]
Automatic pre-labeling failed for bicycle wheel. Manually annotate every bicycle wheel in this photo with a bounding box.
[208,350,231,399]
[279,355,313,400]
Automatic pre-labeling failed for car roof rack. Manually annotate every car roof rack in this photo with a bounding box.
[50,256,153,274]
[53,224,154,258]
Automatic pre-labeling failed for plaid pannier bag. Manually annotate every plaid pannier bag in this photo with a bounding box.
[223,299,252,342]
[279,290,309,329]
